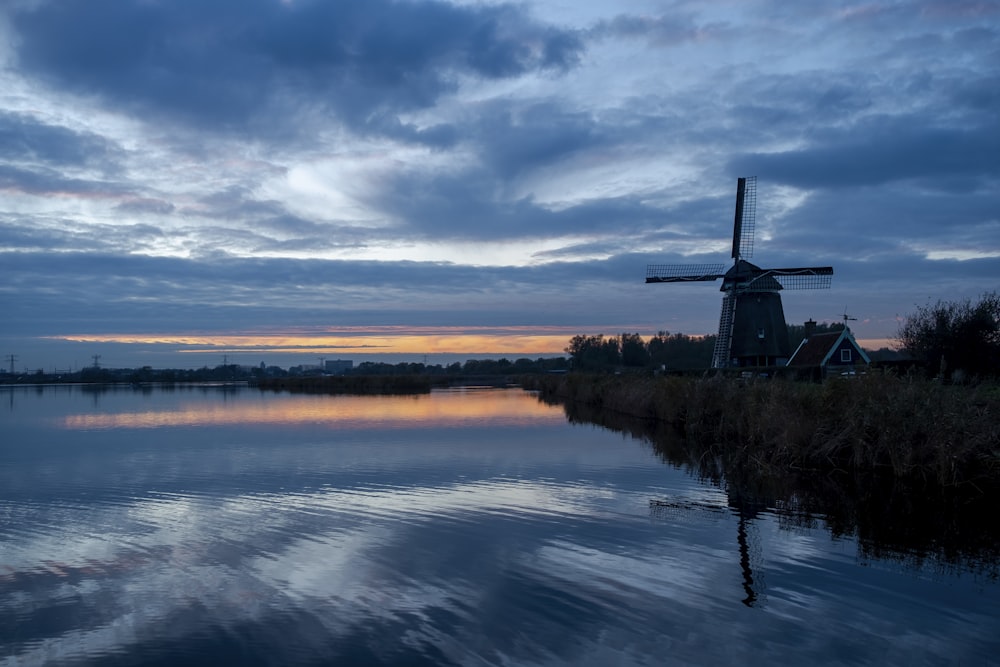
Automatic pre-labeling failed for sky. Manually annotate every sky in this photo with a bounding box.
[1,0,998,371]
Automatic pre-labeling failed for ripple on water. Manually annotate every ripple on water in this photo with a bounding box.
[2,386,998,667]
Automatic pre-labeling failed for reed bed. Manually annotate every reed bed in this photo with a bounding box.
[526,375,1000,570]
[522,373,1000,489]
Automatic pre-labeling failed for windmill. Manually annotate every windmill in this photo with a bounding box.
[646,177,833,368]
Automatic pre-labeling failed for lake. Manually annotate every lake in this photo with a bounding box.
[1,384,997,666]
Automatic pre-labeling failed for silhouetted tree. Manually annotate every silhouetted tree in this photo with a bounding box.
[646,331,715,370]
[896,291,1000,378]
[866,347,909,363]
[566,334,620,370]
[619,332,650,367]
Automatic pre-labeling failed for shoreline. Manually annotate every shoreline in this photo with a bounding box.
[521,372,1000,490]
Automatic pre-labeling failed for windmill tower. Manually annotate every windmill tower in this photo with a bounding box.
[646,177,833,368]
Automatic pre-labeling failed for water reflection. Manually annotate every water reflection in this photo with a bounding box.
[552,392,1000,581]
[1,385,997,666]
[57,386,561,430]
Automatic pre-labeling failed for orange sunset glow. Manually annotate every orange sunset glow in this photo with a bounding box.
[45,325,624,356]
[61,389,565,430]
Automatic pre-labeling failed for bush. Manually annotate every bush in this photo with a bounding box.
[896,291,1000,379]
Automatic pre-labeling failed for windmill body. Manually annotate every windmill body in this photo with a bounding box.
[646,177,833,368]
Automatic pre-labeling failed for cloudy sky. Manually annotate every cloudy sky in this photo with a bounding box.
[1,0,997,370]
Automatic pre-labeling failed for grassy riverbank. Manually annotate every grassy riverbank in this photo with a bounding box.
[522,373,1000,489]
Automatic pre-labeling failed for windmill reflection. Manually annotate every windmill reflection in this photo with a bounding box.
[650,485,768,608]
[729,486,770,608]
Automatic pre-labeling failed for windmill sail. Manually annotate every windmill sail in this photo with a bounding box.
[731,176,756,260]
[646,264,727,283]
[744,266,833,291]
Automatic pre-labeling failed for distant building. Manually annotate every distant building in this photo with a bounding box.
[787,320,870,376]
[325,359,353,374]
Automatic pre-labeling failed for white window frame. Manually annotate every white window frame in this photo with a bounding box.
[840,348,852,363]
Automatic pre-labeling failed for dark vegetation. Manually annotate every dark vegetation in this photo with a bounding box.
[565,322,903,373]
[896,290,1000,381]
[0,357,570,390]
[566,331,714,371]
[530,378,1000,575]
[523,372,999,487]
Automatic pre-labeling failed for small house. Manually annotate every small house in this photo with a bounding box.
[787,320,870,376]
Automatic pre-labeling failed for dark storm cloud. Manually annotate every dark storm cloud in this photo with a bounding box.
[358,97,678,242]
[0,113,128,207]
[361,112,460,147]
[253,212,328,238]
[10,0,583,139]
[175,192,377,253]
[589,12,728,46]
[188,190,341,239]
[473,101,611,179]
[729,118,1000,191]
[0,217,167,253]
[0,108,124,198]
[0,248,645,335]
[722,73,877,138]
[115,198,176,216]
[0,111,120,169]
[0,164,128,197]
[773,185,1000,251]
[0,219,73,249]
[375,168,666,241]
[950,71,1000,113]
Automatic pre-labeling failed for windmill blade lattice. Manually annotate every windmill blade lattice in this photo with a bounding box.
[646,264,727,283]
[765,268,833,290]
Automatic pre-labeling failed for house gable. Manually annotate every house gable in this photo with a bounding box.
[787,328,871,368]
[819,329,871,367]
[787,331,840,367]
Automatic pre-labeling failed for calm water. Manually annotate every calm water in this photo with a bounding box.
[1,385,997,666]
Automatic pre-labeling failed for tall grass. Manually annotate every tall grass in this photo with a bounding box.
[522,373,1000,488]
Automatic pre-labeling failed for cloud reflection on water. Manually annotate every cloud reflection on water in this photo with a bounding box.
[2,474,664,666]
[2,386,998,666]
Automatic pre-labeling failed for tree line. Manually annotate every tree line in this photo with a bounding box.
[564,292,999,379]
[565,322,847,372]
[0,357,573,384]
